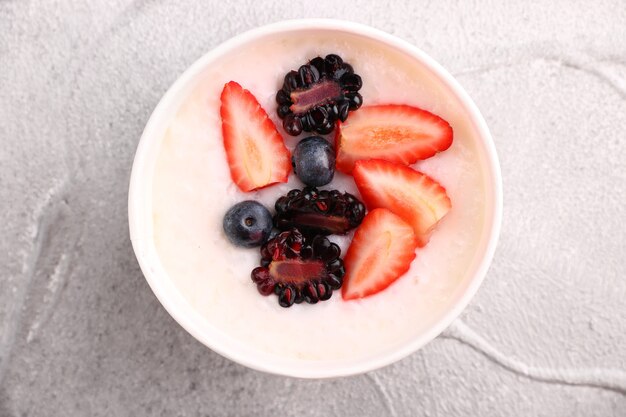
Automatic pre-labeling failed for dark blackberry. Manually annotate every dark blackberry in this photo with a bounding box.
[276,54,363,136]
[274,187,366,236]
[251,229,345,307]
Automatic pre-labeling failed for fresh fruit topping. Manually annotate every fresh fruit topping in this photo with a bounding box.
[220,81,291,192]
[342,208,418,300]
[353,159,451,246]
[335,104,453,173]
[252,229,345,307]
[223,201,274,248]
[274,187,366,236]
[292,136,335,186]
[276,54,363,136]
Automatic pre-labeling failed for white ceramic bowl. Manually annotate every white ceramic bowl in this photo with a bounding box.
[128,19,502,378]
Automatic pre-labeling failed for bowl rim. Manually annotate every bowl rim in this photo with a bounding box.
[128,18,503,378]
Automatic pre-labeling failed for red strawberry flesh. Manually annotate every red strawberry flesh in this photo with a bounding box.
[342,208,418,300]
[220,81,291,192]
[335,104,453,173]
[353,159,451,247]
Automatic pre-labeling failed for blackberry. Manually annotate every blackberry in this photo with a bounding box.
[251,229,345,307]
[274,187,366,235]
[276,54,363,136]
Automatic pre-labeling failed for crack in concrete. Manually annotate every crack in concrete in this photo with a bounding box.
[418,350,439,416]
[557,57,626,100]
[26,252,71,344]
[364,372,398,417]
[0,177,73,385]
[442,319,626,396]
[453,52,626,100]
[94,0,159,46]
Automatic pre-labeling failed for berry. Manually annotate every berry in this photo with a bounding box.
[276,54,363,136]
[223,201,273,248]
[335,104,453,173]
[251,229,345,307]
[353,159,451,247]
[292,136,335,186]
[274,187,366,236]
[220,81,291,192]
[342,209,418,300]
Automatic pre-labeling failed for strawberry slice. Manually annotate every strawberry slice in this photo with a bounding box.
[220,81,291,192]
[353,159,451,246]
[335,104,453,173]
[342,208,418,300]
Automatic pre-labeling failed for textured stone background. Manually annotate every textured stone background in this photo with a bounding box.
[1,1,625,416]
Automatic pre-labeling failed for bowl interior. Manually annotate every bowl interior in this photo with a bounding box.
[129,19,501,378]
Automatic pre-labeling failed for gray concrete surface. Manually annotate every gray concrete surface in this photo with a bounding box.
[1,1,625,416]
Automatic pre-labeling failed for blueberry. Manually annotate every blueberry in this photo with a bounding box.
[223,201,273,248]
[292,136,335,187]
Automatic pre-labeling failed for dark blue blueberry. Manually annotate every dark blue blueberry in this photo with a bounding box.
[223,201,273,248]
[292,136,335,187]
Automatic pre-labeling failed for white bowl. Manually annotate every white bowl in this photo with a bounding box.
[128,19,502,378]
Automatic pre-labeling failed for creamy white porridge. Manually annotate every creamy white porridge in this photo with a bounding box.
[151,32,486,361]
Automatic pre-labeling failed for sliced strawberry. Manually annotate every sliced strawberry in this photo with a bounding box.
[220,81,291,192]
[335,104,453,173]
[342,208,418,300]
[353,159,451,246]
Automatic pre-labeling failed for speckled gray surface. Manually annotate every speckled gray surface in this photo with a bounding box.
[1,1,625,416]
